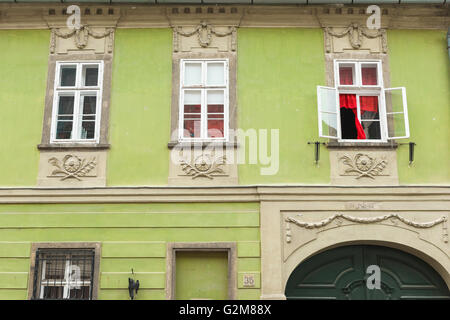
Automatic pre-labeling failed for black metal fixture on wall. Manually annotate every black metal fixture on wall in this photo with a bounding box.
[399,142,416,165]
[307,141,326,164]
[128,269,140,300]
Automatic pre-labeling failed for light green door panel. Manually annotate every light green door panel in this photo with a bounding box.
[175,251,228,300]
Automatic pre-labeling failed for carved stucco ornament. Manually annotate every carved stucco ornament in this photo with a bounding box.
[339,153,388,179]
[285,213,448,243]
[48,154,97,181]
[324,23,387,53]
[180,154,226,179]
[50,25,115,54]
[173,21,237,52]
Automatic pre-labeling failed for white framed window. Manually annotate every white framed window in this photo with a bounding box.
[50,61,104,143]
[179,59,229,141]
[33,249,95,300]
[317,60,409,142]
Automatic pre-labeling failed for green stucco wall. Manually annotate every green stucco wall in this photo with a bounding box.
[0,202,261,300]
[107,29,172,186]
[237,28,330,184]
[0,30,49,186]
[388,30,450,184]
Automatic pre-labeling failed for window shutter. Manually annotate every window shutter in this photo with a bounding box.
[384,87,410,140]
[317,86,340,139]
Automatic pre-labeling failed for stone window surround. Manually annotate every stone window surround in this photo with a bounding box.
[165,242,237,300]
[324,52,398,149]
[169,52,237,149]
[38,53,113,150]
[27,242,102,300]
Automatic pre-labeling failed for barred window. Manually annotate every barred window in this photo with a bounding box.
[32,249,95,300]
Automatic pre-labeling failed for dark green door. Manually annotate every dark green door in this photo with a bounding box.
[285,245,450,300]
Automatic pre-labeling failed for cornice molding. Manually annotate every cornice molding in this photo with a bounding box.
[0,4,448,30]
[0,186,449,204]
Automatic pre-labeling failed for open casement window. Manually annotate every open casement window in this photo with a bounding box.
[317,60,410,142]
[51,62,103,143]
[317,86,339,139]
[32,249,95,300]
[179,59,229,141]
[384,87,410,140]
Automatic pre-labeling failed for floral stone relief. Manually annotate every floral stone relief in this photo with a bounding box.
[48,154,97,181]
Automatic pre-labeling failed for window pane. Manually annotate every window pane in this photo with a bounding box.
[359,96,379,120]
[184,105,201,113]
[361,64,378,86]
[69,286,90,300]
[361,120,381,139]
[208,105,224,113]
[338,64,355,85]
[82,95,97,115]
[80,121,95,139]
[43,256,66,280]
[318,87,337,113]
[387,113,407,138]
[207,90,224,138]
[207,90,224,105]
[43,286,64,299]
[207,120,224,138]
[78,95,97,140]
[56,95,74,140]
[207,63,225,86]
[183,120,201,138]
[184,91,201,104]
[60,66,76,86]
[183,90,201,138]
[321,112,338,138]
[56,121,73,139]
[58,96,74,115]
[184,63,202,86]
[83,66,99,87]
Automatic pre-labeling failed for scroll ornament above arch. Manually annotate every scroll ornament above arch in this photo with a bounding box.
[283,212,448,263]
[50,25,115,55]
[173,21,237,53]
[324,23,387,54]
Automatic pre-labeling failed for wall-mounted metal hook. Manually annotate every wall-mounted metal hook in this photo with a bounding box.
[307,141,326,165]
[399,142,416,165]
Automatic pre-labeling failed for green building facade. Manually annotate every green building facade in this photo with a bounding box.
[0,1,449,300]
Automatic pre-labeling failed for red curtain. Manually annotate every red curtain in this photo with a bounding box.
[339,94,366,140]
[359,96,378,114]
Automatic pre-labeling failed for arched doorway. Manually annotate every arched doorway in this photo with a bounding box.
[285,245,450,300]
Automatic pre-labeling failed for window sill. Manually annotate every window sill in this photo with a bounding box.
[326,141,398,149]
[167,141,239,149]
[37,143,110,151]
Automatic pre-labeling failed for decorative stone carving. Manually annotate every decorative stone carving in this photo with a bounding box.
[37,150,107,187]
[50,25,115,55]
[330,149,398,186]
[339,153,388,179]
[173,21,237,53]
[180,154,226,180]
[48,154,97,181]
[168,146,238,186]
[285,213,448,244]
[324,23,387,54]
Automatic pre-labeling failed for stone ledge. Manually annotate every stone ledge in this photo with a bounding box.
[167,141,239,149]
[37,143,111,150]
[326,141,398,149]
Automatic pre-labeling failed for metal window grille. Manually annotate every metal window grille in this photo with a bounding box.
[32,249,95,300]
